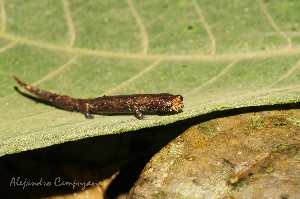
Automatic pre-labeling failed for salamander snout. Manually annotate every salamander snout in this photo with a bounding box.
[170,95,184,112]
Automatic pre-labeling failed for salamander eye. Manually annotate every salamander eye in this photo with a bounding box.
[165,104,173,111]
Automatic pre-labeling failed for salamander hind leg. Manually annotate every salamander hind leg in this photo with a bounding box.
[84,103,94,119]
[134,108,144,120]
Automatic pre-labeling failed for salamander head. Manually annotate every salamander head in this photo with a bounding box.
[159,94,184,113]
[170,95,184,112]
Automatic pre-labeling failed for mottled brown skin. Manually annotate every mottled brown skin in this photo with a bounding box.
[13,76,184,119]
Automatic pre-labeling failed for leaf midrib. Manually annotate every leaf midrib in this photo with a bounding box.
[1,33,300,62]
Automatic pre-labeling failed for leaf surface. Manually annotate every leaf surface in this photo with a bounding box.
[1,0,300,156]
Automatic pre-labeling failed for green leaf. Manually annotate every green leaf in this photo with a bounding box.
[1,0,300,156]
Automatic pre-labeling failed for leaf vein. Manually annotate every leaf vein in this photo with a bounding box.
[61,0,76,47]
[258,0,292,49]
[1,33,300,62]
[104,59,162,95]
[0,56,77,101]
[0,41,16,53]
[0,0,6,33]
[185,58,241,96]
[268,59,300,88]
[32,56,77,86]
[127,0,148,54]
[192,0,216,55]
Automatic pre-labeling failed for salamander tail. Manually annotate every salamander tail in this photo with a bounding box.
[13,76,40,95]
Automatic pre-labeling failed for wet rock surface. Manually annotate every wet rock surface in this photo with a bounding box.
[129,109,300,198]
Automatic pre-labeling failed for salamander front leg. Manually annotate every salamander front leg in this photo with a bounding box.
[84,103,94,119]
